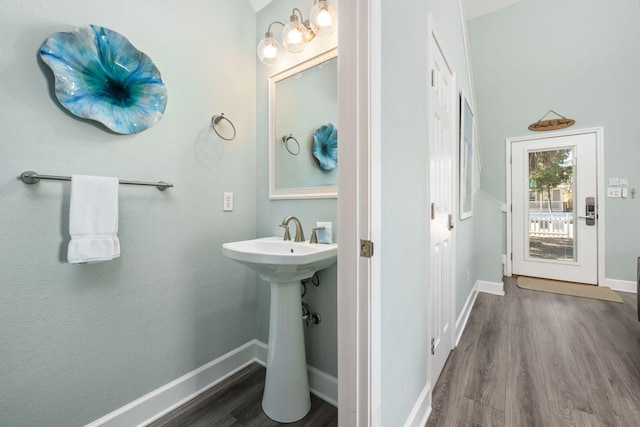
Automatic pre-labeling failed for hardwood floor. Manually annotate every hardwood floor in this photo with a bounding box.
[427,276,640,427]
[148,363,337,427]
[149,277,638,426]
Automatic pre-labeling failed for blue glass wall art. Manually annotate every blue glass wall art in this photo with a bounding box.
[312,123,338,171]
[39,25,167,134]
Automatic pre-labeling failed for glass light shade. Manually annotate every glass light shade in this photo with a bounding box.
[310,0,337,37]
[282,15,306,53]
[257,33,281,66]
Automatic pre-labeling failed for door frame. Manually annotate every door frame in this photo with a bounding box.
[337,0,381,425]
[505,127,605,285]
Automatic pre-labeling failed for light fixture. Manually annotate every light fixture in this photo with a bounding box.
[257,0,337,66]
[310,0,337,37]
[257,22,284,67]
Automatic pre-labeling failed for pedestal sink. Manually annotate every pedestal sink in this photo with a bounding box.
[222,236,337,422]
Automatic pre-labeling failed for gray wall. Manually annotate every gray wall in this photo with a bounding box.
[255,0,339,377]
[468,0,640,282]
[380,0,476,424]
[0,1,257,426]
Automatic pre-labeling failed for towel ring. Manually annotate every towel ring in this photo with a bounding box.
[210,113,236,141]
[282,134,300,155]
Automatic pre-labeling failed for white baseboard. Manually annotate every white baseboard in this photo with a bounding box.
[403,381,432,427]
[476,280,505,296]
[455,285,479,346]
[86,340,338,427]
[606,278,636,293]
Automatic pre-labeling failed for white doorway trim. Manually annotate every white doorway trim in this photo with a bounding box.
[505,127,606,285]
[337,0,381,426]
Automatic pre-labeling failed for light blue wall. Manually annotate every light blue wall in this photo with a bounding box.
[380,0,476,424]
[255,0,339,377]
[0,1,257,426]
[468,0,640,282]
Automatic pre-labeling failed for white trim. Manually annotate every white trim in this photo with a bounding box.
[505,127,606,285]
[402,381,433,427]
[455,285,479,345]
[476,280,505,296]
[337,0,375,425]
[458,0,482,171]
[370,0,383,425]
[606,278,636,294]
[85,341,259,427]
[307,365,339,407]
[85,340,338,427]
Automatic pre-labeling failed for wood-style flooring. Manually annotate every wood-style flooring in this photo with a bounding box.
[427,276,640,427]
[148,363,337,427]
[149,276,639,426]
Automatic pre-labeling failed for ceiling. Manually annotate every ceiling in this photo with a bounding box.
[462,0,524,20]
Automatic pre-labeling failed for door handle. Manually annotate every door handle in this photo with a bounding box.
[582,196,596,226]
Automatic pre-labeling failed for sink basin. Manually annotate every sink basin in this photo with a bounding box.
[222,236,337,282]
[222,236,337,422]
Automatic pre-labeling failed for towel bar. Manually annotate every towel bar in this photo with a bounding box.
[20,171,173,191]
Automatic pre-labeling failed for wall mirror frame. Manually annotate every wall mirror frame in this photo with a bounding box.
[269,47,338,200]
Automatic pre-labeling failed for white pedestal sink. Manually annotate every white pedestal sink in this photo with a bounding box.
[222,236,337,422]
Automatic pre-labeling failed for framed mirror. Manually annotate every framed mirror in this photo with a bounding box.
[269,48,338,199]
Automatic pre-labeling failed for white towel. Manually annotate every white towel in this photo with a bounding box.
[67,175,120,264]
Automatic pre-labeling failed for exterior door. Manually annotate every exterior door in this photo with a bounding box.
[429,30,455,382]
[511,132,598,284]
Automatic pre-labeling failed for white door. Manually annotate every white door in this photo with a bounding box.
[429,30,455,382]
[511,132,599,284]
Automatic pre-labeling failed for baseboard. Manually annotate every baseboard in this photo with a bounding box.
[85,340,260,427]
[606,278,636,294]
[476,280,505,296]
[86,340,338,427]
[455,285,479,346]
[402,381,432,427]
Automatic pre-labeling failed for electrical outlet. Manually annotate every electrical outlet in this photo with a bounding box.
[607,187,622,198]
[223,192,233,211]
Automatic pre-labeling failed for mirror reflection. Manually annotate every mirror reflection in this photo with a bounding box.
[269,48,337,199]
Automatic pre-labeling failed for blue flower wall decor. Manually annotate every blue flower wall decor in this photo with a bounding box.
[39,25,167,134]
[312,123,338,171]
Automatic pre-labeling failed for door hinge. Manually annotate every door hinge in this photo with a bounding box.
[431,202,435,220]
[431,338,435,355]
[431,69,435,87]
[360,239,374,258]
[510,252,513,261]
[448,213,454,230]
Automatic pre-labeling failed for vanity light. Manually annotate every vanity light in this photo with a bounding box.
[257,23,284,66]
[257,0,337,66]
[310,0,337,36]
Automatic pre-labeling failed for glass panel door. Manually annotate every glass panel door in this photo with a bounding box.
[527,147,575,262]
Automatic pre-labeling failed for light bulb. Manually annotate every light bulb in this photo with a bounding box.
[282,14,307,53]
[263,43,277,59]
[257,32,281,66]
[310,0,337,37]
[316,8,332,27]
[287,28,303,45]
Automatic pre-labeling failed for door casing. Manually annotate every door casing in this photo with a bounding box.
[505,127,606,285]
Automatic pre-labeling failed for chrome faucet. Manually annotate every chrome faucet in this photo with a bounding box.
[280,215,305,242]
